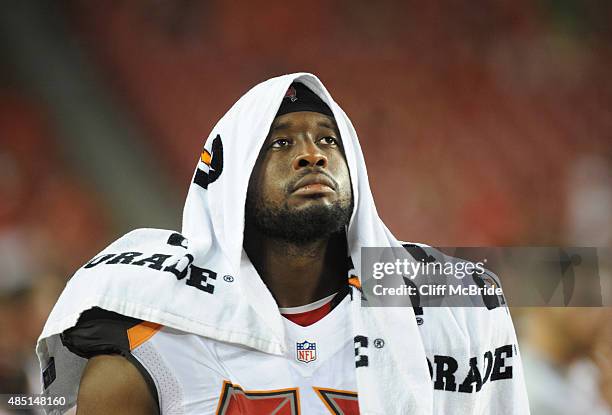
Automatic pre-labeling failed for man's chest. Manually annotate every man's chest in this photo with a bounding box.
[133,302,359,414]
[210,336,358,415]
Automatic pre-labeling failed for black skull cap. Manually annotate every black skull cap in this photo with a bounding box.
[275,82,334,118]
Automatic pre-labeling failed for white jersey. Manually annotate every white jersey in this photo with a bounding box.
[131,295,358,414]
[127,296,524,415]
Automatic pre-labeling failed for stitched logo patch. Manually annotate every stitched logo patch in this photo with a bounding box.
[296,340,317,363]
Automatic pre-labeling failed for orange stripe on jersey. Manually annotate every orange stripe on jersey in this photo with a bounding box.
[127,322,162,350]
[348,276,361,289]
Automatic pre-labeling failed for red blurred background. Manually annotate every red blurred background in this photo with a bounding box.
[1,1,611,413]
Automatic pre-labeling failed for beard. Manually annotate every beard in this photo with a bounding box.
[245,195,353,244]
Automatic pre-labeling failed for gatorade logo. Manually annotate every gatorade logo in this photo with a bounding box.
[194,134,223,189]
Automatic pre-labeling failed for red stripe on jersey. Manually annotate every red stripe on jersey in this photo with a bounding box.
[282,302,333,327]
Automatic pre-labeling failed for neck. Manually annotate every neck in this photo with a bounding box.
[243,226,348,308]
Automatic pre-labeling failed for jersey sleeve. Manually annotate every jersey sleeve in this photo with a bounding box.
[60,307,160,411]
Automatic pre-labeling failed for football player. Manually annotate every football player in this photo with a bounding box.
[38,75,529,414]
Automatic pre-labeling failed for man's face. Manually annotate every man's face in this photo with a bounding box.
[245,111,353,243]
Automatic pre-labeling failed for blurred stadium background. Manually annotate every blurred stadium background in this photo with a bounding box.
[0,1,611,414]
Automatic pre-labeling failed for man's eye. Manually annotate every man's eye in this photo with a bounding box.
[320,136,338,146]
[271,138,291,149]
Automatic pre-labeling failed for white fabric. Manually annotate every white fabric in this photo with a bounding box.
[279,292,337,314]
[36,73,529,414]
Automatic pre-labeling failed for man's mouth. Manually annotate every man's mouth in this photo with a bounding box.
[292,174,336,196]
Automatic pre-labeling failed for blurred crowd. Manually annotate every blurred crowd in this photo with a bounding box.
[0,93,112,413]
[520,308,612,414]
[1,1,611,414]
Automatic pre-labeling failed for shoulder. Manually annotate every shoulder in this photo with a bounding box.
[400,242,507,308]
[61,308,162,412]
[398,242,514,336]
[81,229,189,270]
[62,309,223,414]
[61,308,139,356]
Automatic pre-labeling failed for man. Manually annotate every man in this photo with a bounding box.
[37,74,529,414]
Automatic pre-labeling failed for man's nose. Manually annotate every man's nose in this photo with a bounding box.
[292,140,328,169]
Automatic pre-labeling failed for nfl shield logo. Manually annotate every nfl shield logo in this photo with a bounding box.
[296,341,317,363]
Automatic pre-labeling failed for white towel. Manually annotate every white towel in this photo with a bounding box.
[36,73,528,414]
